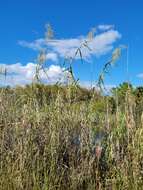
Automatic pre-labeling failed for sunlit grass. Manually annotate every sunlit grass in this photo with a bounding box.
[0,84,143,190]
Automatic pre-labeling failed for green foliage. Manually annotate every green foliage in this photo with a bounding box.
[111,82,134,104]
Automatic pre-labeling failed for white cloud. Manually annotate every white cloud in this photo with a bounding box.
[137,73,143,79]
[2,25,121,86]
[46,53,58,62]
[19,39,44,51]
[0,62,117,89]
[98,25,114,31]
[19,27,121,61]
[0,63,67,86]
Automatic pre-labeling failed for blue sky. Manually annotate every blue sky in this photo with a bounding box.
[0,0,143,87]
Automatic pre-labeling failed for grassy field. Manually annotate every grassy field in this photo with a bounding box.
[0,83,143,190]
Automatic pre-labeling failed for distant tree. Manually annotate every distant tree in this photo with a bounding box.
[134,87,143,121]
[134,86,143,102]
[111,82,134,104]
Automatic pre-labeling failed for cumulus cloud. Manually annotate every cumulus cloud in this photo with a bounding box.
[19,27,121,61]
[0,63,66,86]
[1,25,121,86]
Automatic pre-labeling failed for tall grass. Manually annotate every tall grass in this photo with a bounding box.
[0,84,143,190]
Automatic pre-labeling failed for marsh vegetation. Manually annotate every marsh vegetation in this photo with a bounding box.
[0,26,143,190]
